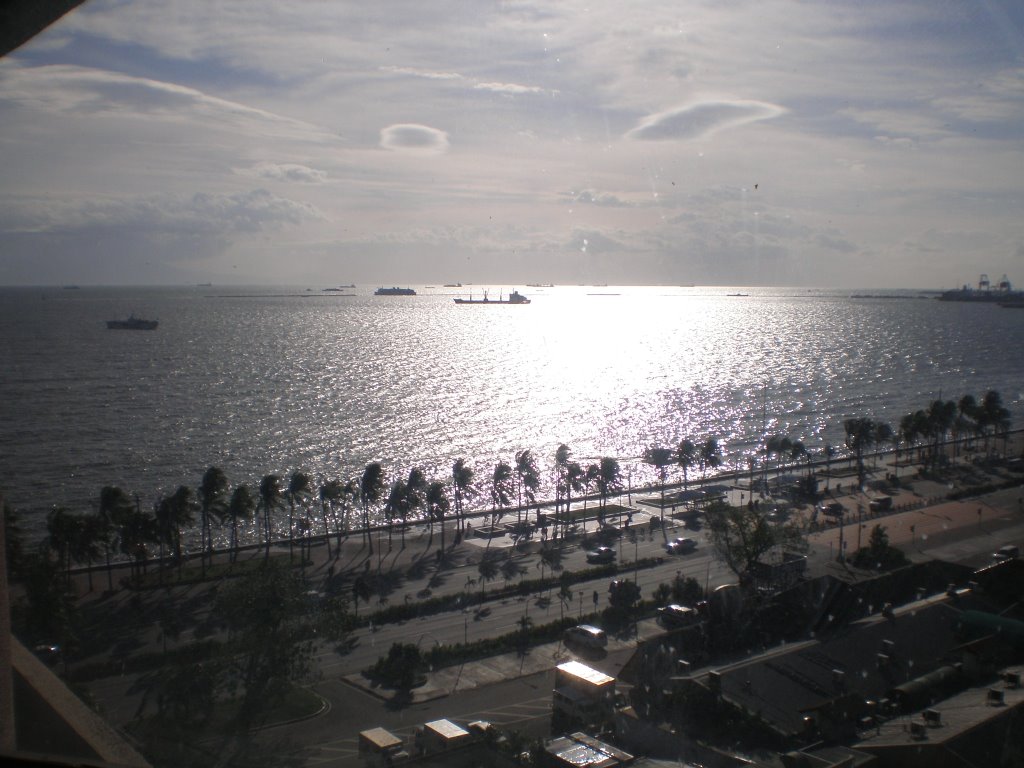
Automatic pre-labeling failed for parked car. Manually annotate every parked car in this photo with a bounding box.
[564,624,608,649]
[993,544,1020,563]
[664,537,698,554]
[657,604,700,628]
[586,546,616,564]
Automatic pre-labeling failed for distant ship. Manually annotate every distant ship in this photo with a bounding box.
[374,287,416,296]
[939,273,1023,302]
[453,289,530,305]
[107,315,158,330]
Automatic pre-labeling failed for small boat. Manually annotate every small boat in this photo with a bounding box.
[107,315,158,330]
[454,289,530,305]
[374,286,417,296]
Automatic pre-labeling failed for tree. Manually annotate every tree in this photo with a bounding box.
[452,458,474,536]
[45,507,77,588]
[118,497,159,579]
[700,437,723,480]
[98,486,133,592]
[676,439,697,489]
[198,466,228,574]
[553,444,572,524]
[154,486,196,577]
[425,480,450,551]
[405,467,427,548]
[704,500,805,582]
[490,460,514,529]
[595,456,622,521]
[286,471,311,562]
[318,479,344,559]
[514,450,540,525]
[844,418,888,488]
[225,484,255,562]
[369,642,424,691]
[643,447,674,534]
[215,559,316,733]
[979,390,1011,454]
[258,474,282,559]
[563,461,585,539]
[360,462,386,554]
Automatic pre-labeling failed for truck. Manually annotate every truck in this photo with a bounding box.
[359,727,409,766]
[552,660,617,730]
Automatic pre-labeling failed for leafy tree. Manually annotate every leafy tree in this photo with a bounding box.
[369,642,423,691]
[215,559,316,733]
[704,500,805,582]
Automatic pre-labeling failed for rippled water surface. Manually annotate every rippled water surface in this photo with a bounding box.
[2,285,1022,539]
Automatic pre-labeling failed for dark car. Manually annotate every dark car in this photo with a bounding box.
[664,537,698,554]
[586,546,616,564]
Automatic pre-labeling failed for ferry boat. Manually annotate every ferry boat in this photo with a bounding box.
[453,289,530,305]
[374,286,416,296]
[107,315,158,330]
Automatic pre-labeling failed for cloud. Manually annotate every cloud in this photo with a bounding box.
[380,66,464,81]
[626,99,787,142]
[473,82,548,95]
[236,163,328,183]
[3,189,322,235]
[568,189,631,207]
[379,123,450,154]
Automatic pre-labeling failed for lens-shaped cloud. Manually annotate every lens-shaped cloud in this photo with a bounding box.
[626,99,786,141]
[379,123,450,154]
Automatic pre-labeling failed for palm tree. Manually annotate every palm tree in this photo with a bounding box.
[286,471,311,562]
[118,497,159,580]
[564,461,585,539]
[425,481,450,551]
[70,513,103,592]
[225,484,255,562]
[700,437,723,481]
[488,461,514,551]
[360,462,386,555]
[642,447,673,533]
[318,479,343,559]
[955,394,978,456]
[553,444,571,522]
[844,418,889,488]
[405,467,427,548]
[98,486,133,592]
[452,458,475,537]
[979,390,1012,455]
[198,467,228,575]
[595,456,622,522]
[925,399,956,469]
[151,486,197,576]
[258,474,282,558]
[45,506,77,588]
[676,439,697,489]
[514,450,540,526]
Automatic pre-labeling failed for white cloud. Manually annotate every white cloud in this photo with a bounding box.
[379,123,450,154]
[626,100,787,142]
[236,163,328,183]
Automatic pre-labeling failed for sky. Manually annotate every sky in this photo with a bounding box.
[1,0,1023,288]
